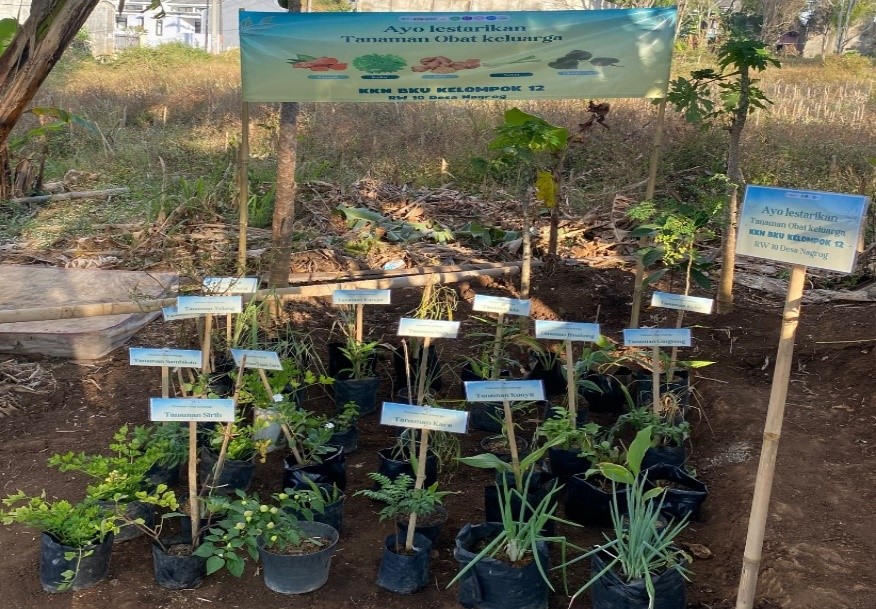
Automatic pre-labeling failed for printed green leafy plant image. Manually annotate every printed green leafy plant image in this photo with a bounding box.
[352,54,407,74]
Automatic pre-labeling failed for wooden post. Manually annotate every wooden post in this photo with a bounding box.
[504,399,523,490]
[406,336,432,550]
[736,265,807,609]
[238,100,250,276]
[161,366,170,399]
[226,313,233,348]
[564,339,577,426]
[355,304,364,342]
[490,313,505,380]
[651,346,662,414]
[202,314,214,374]
[629,99,667,329]
[177,378,199,548]
[210,356,247,491]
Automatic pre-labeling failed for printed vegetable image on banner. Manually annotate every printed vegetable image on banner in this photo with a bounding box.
[240,8,676,102]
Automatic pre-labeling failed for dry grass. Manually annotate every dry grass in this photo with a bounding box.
[6,44,872,248]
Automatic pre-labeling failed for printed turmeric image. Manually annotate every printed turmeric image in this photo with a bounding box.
[412,56,481,73]
[288,54,348,71]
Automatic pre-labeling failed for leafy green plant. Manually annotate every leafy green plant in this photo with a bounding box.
[447,474,578,590]
[458,433,564,490]
[47,424,159,501]
[355,473,453,552]
[567,427,691,606]
[537,409,603,453]
[195,488,331,576]
[205,419,272,463]
[109,484,183,552]
[274,403,335,466]
[612,408,690,448]
[334,205,454,244]
[465,315,541,380]
[1,491,115,548]
[330,401,359,433]
[338,337,381,380]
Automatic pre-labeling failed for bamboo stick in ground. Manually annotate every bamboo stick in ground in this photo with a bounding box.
[564,339,577,426]
[736,265,807,609]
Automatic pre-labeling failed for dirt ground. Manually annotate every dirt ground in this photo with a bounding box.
[0,263,874,609]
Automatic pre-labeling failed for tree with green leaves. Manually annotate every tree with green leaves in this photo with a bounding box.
[667,32,780,313]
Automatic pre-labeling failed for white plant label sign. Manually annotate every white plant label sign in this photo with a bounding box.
[129,348,202,368]
[162,306,201,321]
[650,292,714,314]
[623,328,691,347]
[464,380,545,402]
[472,294,531,317]
[332,289,392,305]
[230,349,283,370]
[202,276,260,294]
[534,320,601,341]
[737,185,869,273]
[380,402,469,433]
[176,295,243,315]
[397,318,460,339]
[150,398,236,422]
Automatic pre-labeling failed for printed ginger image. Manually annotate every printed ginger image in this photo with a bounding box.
[292,57,348,71]
[412,56,481,73]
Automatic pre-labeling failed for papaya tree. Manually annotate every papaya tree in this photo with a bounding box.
[666,31,780,313]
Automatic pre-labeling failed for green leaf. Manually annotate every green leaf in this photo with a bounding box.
[205,555,225,574]
[626,426,653,476]
[597,463,635,485]
[457,453,512,473]
[0,18,18,56]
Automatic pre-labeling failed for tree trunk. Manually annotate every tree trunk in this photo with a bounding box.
[717,65,751,315]
[0,0,99,194]
[267,0,303,289]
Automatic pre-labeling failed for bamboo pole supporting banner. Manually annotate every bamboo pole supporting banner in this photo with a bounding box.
[564,339,577,425]
[629,99,667,329]
[735,265,807,609]
[238,100,250,276]
[0,264,527,325]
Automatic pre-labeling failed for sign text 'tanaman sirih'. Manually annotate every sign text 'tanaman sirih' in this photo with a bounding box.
[239,9,676,103]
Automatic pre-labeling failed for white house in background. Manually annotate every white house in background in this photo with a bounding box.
[114,1,208,50]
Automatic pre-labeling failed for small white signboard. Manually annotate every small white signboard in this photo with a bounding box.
[472,294,531,317]
[130,348,202,368]
[177,295,243,315]
[464,380,545,402]
[202,276,260,294]
[534,320,601,341]
[650,292,714,315]
[150,398,236,422]
[380,402,469,433]
[230,349,283,371]
[397,318,461,339]
[623,328,691,347]
[162,305,201,321]
[737,185,869,273]
[332,289,392,305]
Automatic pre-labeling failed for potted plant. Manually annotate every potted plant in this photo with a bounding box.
[47,424,159,543]
[612,407,691,469]
[567,427,691,609]
[449,475,578,609]
[376,430,439,489]
[536,407,605,482]
[111,484,208,590]
[331,334,382,415]
[1,491,116,593]
[284,480,346,534]
[195,488,339,594]
[573,336,635,414]
[564,436,628,527]
[198,418,271,492]
[326,401,360,454]
[279,403,347,491]
[526,346,566,397]
[140,423,189,487]
[356,473,452,594]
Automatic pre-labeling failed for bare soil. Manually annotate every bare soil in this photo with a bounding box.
[1,263,874,609]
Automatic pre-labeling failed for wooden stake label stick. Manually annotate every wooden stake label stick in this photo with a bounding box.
[503,399,523,489]
[564,340,576,425]
[355,304,364,342]
[161,367,170,399]
[736,265,807,609]
[651,346,662,414]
